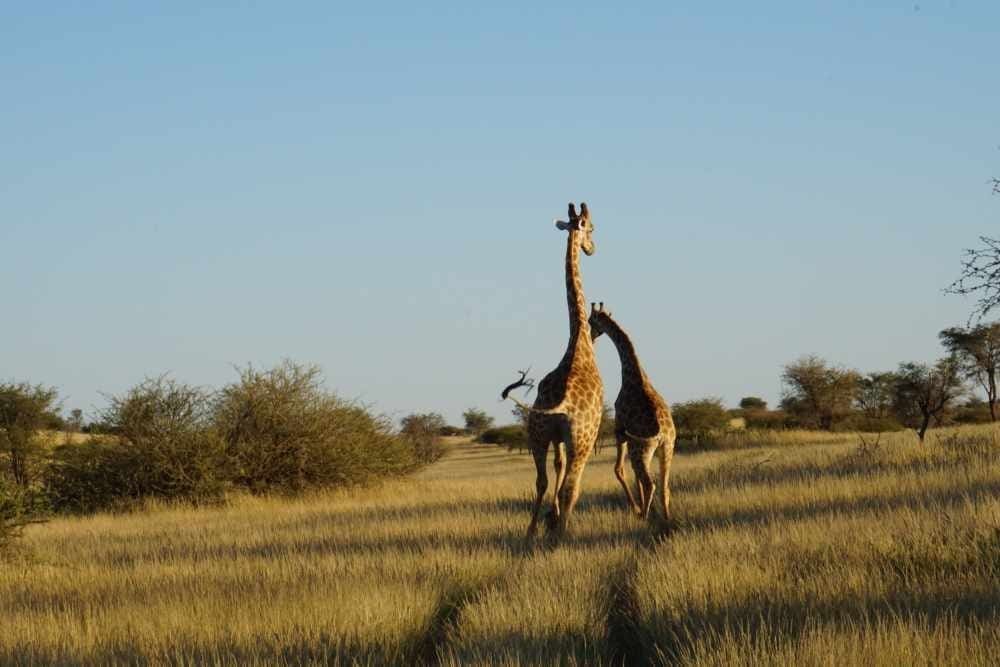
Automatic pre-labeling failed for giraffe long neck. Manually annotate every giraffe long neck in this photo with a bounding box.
[565,231,592,348]
[602,319,646,387]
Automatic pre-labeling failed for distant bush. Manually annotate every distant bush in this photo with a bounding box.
[953,399,993,425]
[45,378,227,512]
[833,413,906,433]
[215,362,413,493]
[0,479,45,553]
[673,398,730,442]
[743,409,794,430]
[400,412,448,464]
[45,437,143,513]
[462,408,495,436]
[438,425,465,437]
[738,396,768,411]
[0,479,27,552]
[480,425,527,451]
[0,382,60,488]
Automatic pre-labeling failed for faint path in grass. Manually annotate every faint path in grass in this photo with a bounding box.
[605,553,649,666]
[413,581,494,666]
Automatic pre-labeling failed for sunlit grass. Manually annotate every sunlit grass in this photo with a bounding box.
[3,424,1000,664]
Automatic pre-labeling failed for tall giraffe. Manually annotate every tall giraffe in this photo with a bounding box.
[588,303,676,521]
[503,203,604,538]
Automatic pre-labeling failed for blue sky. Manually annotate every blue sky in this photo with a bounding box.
[2,2,997,425]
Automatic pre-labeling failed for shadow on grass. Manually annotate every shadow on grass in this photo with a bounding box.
[642,586,1000,665]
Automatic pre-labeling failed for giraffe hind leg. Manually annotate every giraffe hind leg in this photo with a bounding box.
[526,441,550,539]
[631,442,656,520]
[658,436,675,523]
[546,441,567,531]
[614,440,641,515]
[554,423,599,535]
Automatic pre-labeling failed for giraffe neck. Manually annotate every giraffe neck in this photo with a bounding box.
[564,230,592,352]
[602,319,646,388]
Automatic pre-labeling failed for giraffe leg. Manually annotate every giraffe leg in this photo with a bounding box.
[554,425,597,535]
[630,443,656,520]
[551,441,567,521]
[526,441,550,539]
[614,440,641,515]
[658,436,675,522]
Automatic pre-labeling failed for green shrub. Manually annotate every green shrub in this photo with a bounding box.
[744,409,794,430]
[215,361,414,493]
[480,425,527,450]
[0,479,25,551]
[45,437,145,513]
[462,408,495,435]
[953,399,993,425]
[672,397,730,441]
[833,413,906,433]
[400,413,449,464]
[0,382,60,488]
[0,479,45,553]
[44,378,227,513]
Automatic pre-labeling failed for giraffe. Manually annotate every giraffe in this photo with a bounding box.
[588,303,677,521]
[502,202,604,538]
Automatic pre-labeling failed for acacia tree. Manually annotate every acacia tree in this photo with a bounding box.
[462,408,494,436]
[781,356,859,430]
[855,372,898,419]
[892,358,965,442]
[400,412,447,464]
[739,396,768,411]
[939,323,1000,422]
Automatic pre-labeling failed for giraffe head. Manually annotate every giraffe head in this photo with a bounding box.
[555,202,595,256]
[588,302,613,341]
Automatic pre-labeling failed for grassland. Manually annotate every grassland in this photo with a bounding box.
[3,425,1000,665]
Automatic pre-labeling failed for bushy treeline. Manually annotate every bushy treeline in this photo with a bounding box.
[721,322,1000,442]
[1,362,441,523]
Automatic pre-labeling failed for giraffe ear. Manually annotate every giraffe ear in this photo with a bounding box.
[555,220,571,231]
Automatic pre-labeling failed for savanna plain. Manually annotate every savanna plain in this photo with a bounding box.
[4,425,1000,666]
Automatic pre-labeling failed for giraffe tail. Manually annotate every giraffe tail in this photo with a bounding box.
[501,369,568,416]
[624,427,661,442]
[502,392,568,416]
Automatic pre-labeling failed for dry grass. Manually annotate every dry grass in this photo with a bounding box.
[3,424,1000,665]
[37,430,92,446]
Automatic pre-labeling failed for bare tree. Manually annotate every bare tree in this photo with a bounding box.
[946,236,1000,322]
[939,323,1000,421]
[892,358,965,442]
[945,174,1000,321]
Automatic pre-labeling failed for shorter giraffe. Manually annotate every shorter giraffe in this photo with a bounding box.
[589,303,677,520]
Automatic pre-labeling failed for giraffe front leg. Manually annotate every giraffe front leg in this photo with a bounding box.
[614,440,641,515]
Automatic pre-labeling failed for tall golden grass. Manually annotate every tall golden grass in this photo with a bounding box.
[2,424,999,665]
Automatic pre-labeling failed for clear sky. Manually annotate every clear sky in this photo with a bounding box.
[2,2,998,426]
